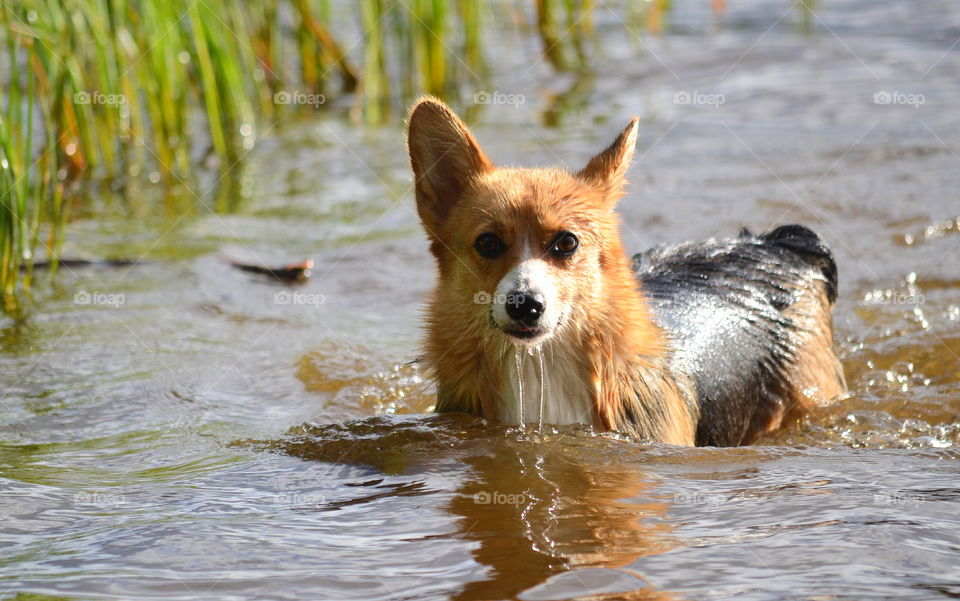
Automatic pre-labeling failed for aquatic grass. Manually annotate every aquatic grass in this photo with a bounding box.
[0,32,62,307]
[0,0,682,309]
[1,0,322,306]
[360,0,390,124]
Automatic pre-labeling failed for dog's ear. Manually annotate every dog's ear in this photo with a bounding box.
[576,117,639,200]
[407,97,492,239]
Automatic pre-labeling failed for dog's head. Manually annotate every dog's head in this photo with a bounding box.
[407,97,638,347]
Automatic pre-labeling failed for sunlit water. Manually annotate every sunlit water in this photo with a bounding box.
[3,0,960,599]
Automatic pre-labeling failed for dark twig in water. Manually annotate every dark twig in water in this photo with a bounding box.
[224,257,314,283]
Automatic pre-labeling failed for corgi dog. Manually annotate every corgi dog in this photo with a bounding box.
[406,97,845,446]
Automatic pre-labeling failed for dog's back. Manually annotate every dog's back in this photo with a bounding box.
[634,225,846,446]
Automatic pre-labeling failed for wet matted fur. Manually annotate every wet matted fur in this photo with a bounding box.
[634,224,846,446]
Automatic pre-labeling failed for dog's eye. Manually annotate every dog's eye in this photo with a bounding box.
[550,232,579,257]
[474,233,505,258]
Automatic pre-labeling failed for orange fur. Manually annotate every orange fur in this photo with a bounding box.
[407,97,699,444]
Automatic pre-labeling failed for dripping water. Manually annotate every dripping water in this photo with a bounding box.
[537,346,545,431]
[514,345,546,432]
[515,348,524,426]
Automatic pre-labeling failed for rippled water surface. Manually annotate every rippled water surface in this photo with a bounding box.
[3,1,960,599]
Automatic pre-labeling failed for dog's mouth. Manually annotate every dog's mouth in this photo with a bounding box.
[503,322,544,341]
[489,309,564,344]
[499,313,565,344]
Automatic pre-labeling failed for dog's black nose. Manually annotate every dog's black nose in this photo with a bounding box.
[505,290,545,323]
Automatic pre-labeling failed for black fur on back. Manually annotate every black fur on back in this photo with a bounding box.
[632,225,838,446]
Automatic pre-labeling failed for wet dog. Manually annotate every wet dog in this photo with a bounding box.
[406,97,845,446]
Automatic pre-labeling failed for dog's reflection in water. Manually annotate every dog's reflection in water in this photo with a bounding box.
[448,427,679,601]
[258,414,680,601]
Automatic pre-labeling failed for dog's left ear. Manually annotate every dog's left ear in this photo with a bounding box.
[576,118,639,200]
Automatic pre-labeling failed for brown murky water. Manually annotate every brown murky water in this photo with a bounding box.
[3,1,960,599]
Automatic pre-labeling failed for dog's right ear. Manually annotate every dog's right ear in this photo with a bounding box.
[407,97,492,239]
[576,117,639,203]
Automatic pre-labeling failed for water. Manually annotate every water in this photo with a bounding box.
[3,0,960,599]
